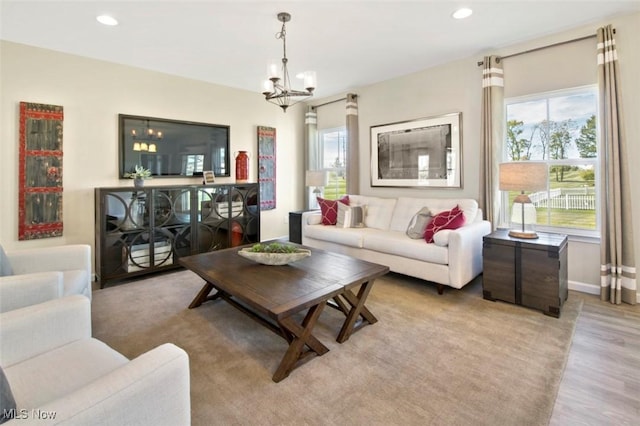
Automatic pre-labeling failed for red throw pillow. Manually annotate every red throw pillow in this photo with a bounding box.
[424,205,465,243]
[317,196,349,225]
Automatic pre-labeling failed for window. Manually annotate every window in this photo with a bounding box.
[309,127,347,207]
[503,86,598,235]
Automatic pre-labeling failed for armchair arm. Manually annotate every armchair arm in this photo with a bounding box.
[448,220,492,288]
[32,343,191,426]
[0,295,90,367]
[0,272,63,313]
[7,244,91,277]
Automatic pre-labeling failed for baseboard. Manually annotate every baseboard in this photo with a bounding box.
[569,280,640,303]
[568,280,599,295]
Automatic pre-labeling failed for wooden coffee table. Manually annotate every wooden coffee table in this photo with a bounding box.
[179,244,389,382]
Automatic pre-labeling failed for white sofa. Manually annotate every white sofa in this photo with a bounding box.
[302,195,491,294]
[0,295,191,425]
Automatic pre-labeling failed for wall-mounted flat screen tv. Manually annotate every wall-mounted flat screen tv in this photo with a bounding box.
[119,114,230,178]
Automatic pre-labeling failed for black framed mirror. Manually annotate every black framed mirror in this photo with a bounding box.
[119,114,230,178]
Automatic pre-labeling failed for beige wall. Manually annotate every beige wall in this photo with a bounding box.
[311,12,639,298]
[0,42,304,262]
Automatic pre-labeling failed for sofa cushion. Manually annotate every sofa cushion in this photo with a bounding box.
[362,230,448,265]
[337,203,365,228]
[348,195,396,230]
[5,338,128,410]
[317,196,349,225]
[424,205,465,243]
[0,366,16,424]
[406,207,432,239]
[304,225,366,248]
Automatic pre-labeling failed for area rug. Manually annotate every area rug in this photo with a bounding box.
[91,269,582,426]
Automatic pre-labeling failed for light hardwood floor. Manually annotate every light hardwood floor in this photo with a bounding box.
[550,291,640,425]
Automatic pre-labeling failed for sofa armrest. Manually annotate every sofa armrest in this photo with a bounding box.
[302,210,322,227]
[0,295,90,367]
[7,244,91,277]
[0,272,63,313]
[31,343,191,426]
[447,220,492,288]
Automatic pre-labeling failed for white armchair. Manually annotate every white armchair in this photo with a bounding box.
[0,244,92,313]
[0,295,191,425]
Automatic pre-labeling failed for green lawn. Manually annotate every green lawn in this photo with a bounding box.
[510,168,596,229]
[322,174,347,200]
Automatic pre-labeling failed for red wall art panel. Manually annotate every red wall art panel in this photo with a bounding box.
[18,102,64,240]
[257,126,276,211]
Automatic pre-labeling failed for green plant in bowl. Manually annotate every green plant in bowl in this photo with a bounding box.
[248,243,299,253]
[239,242,310,265]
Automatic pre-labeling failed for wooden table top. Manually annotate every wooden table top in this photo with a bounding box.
[179,244,389,320]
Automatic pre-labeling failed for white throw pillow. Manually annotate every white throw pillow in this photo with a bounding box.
[405,207,432,239]
[337,203,366,228]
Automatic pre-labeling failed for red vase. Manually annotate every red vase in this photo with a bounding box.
[235,151,249,183]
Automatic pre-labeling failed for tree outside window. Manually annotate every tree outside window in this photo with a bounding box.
[504,87,598,233]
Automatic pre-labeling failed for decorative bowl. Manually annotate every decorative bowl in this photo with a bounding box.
[238,248,311,266]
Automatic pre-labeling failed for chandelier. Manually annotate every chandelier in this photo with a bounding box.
[262,12,316,112]
[132,120,162,152]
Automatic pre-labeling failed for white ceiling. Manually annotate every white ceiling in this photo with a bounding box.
[2,1,639,99]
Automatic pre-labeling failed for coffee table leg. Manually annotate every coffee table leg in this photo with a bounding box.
[273,302,329,382]
[188,281,220,309]
[336,280,378,343]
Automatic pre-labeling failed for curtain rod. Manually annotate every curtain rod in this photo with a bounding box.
[310,96,352,110]
[476,32,605,66]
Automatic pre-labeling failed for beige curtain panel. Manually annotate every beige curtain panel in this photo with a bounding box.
[480,56,504,227]
[345,93,359,195]
[597,25,637,305]
[304,106,319,208]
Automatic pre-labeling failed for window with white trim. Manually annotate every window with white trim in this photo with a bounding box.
[503,86,599,236]
[309,127,347,208]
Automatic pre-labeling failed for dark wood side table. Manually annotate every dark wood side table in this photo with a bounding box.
[482,229,568,317]
[289,210,317,244]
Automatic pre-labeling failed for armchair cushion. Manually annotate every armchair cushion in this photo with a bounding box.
[5,339,128,410]
[0,246,12,277]
[0,272,63,313]
[0,296,91,367]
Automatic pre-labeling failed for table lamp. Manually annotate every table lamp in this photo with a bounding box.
[499,162,547,239]
[305,170,326,198]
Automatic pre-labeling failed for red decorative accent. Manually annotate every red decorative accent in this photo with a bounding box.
[235,151,249,183]
[231,221,243,247]
[18,102,64,240]
[424,205,465,243]
[257,126,276,210]
[317,196,349,225]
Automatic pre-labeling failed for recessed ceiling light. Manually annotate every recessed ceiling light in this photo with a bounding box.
[96,15,118,26]
[452,8,473,20]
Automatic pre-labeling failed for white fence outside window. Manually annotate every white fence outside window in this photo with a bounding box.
[530,188,596,210]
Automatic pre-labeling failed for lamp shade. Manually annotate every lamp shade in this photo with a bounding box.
[305,170,325,187]
[499,162,547,192]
